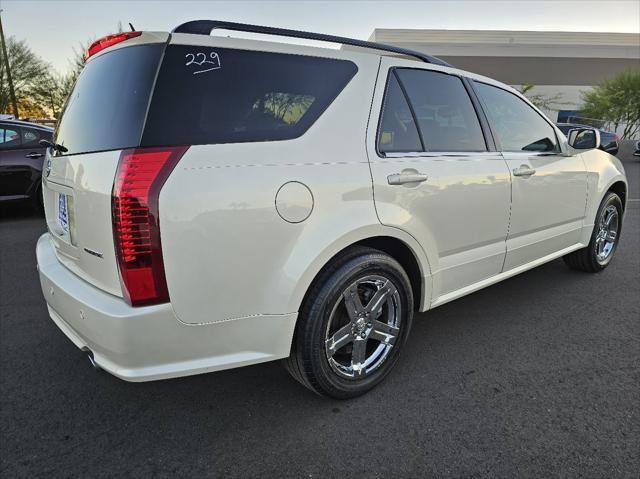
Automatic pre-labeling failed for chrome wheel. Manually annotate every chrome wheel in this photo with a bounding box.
[324,275,401,380]
[594,205,619,262]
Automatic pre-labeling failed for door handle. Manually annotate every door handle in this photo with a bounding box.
[25,152,44,159]
[513,165,536,177]
[387,171,429,185]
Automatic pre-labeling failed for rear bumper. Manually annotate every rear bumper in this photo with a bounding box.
[36,233,297,382]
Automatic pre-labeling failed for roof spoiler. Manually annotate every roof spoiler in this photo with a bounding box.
[172,20,453,67]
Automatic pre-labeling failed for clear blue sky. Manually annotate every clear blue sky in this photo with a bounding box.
[2,0,639,74]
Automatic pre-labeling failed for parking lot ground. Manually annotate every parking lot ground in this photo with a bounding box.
[1,156,638,478]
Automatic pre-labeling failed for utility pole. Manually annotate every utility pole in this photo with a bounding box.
[0,8,19,119]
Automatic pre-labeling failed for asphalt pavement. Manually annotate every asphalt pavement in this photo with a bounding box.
[1,153,638,478]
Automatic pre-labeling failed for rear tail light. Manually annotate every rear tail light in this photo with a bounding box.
[84,31,142,61]
[112,146,188,306]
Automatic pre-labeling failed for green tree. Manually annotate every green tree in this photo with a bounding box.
[581,69,640,139]
[30,73,66,118]
[0,36,48,117]
[31,42,85,118]
[37,29,123,119]
[3,23,131,119]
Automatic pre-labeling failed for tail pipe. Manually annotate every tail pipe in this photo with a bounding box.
[84,349,101,371]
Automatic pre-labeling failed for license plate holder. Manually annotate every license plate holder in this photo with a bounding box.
[55,192,73,244]
[58,193,69,231]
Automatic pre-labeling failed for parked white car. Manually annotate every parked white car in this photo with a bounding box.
[37,21,627,398]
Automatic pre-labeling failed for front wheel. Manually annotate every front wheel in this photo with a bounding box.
[563,192,623,272]
[285,247,414,398]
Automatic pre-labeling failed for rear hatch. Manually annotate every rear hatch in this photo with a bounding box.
[45,30,359,309]
[43,34,167,297]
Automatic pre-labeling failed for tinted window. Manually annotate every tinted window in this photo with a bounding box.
[54,44,164,155]
[0,127,20,149]
[22,128,46,147]
[141,46,357,146]
[474,82,559,152]
[377,73,422,153]
[396,69,486,152]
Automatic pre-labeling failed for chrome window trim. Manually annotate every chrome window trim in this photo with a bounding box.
[383,151,499,159]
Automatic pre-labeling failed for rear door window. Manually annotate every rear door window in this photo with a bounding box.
[141,46,358,146]
[396,69,486,152]
[377,73,422,154]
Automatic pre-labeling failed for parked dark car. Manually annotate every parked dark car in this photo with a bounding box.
[0,120,54,208]
[556,123,619,156]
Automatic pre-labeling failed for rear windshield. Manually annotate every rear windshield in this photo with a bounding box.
[141,45,358,146]
[55,43,357,155]
[54,44,164,156]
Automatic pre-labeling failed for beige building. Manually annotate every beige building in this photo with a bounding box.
[368,29,640,123]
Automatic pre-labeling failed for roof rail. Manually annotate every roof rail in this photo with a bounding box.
[172,20,453,67]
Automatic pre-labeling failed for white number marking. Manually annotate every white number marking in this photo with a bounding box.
[185,51,221,75]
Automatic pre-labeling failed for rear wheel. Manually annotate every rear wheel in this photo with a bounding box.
[285,247,414,398]
[563,192,623,272]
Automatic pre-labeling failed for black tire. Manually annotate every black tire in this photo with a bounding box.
[563,192,623,272]
[284,247,414,399]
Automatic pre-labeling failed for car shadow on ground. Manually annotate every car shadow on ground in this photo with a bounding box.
[21,237,634,477]
[0,202,42,221]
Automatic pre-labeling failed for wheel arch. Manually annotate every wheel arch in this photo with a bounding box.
[607,180,627,211]
[580,172,627,246]
[580,146,628,233]
[294,232,431,316]
[355,236,423,311]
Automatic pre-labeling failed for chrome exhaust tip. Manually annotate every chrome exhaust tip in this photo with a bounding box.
[85,350,101,371]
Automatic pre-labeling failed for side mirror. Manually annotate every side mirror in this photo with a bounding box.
[567,128,600,150]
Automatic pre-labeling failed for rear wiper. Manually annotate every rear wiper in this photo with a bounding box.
[39,139,68,154]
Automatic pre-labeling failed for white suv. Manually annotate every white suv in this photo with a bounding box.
[37,21,627,398]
